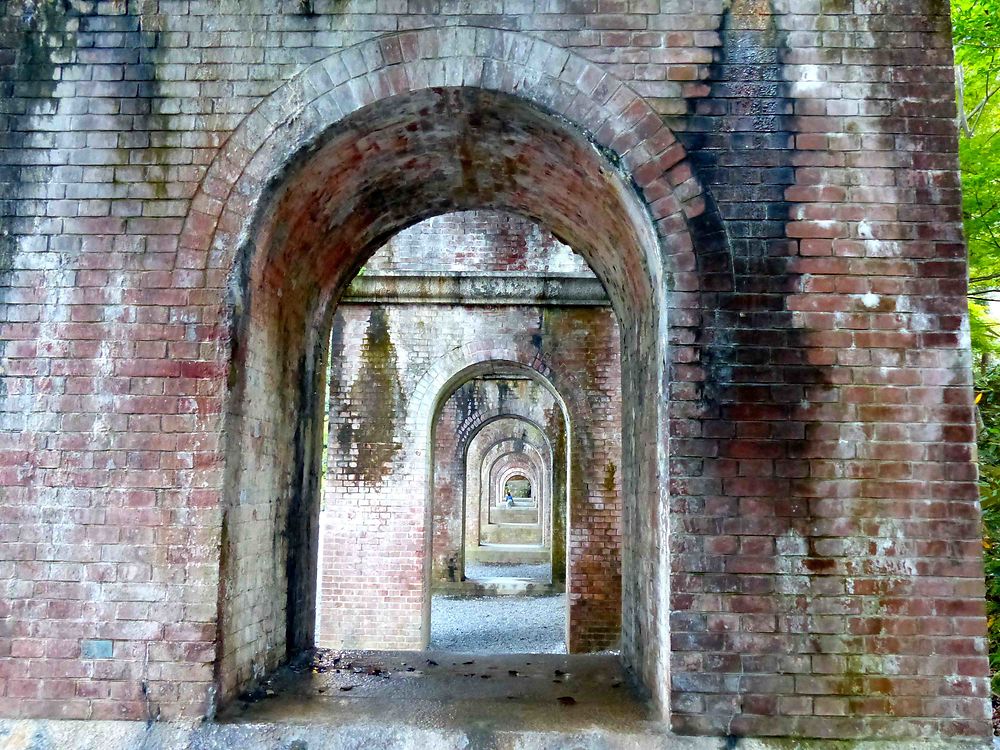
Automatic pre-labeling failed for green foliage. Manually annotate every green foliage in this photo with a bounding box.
[953,0,1000,50]
[977,366,1000,693]
[972,303,1000,361]
[955,0,1000,702]
[954,0,1000,354]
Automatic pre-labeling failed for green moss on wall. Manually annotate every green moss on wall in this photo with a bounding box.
[603,461,616,494]
[341,308,404,485]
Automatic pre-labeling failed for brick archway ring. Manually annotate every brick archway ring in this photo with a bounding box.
[179,25,707,293]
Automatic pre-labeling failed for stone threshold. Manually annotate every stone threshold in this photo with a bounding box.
[432,577,562,596]
[1,719,990,749]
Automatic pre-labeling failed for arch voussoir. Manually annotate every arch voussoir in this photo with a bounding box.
[179,26,707,287]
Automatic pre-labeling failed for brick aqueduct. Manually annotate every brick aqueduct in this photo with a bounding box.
[318,213,626,656]
[0,0,992,744]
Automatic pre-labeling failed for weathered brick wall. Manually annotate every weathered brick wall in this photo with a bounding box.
[0,0,989,739]
[317,214,622,652]
[368,212,591,275]
[660,1,990,738]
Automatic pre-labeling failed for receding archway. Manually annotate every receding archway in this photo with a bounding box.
[188,27,705,712]
[470,428,553,567]
[488,454,542,532]
[425,361,602,649]
[428,373,564,574]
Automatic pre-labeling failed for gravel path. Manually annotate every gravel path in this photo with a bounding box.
[429,594,566,653]
[465,562,551,581]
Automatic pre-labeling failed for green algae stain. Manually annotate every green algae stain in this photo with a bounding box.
[603,461,617,494]
[7,0,75,96]
[343,308,404,485]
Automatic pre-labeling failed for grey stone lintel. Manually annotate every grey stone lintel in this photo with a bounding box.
[340,272,611,307]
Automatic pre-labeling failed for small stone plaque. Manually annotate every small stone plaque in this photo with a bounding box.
[80,639,113,659]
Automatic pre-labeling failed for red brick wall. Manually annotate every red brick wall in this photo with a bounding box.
[0,4,989,739]
[368,212,591,275]
[660,1,990,738]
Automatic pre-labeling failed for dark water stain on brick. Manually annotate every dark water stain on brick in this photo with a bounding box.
[0,0,75,312]
[668,0,853,735]
[0,1,79,403]
[3,0,74,99]
[495,379,513,408]
[452,380,481,432]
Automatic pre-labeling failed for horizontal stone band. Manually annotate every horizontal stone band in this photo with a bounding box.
[341,272,611,307]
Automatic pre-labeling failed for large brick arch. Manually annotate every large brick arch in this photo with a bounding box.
[193,25,698,709]
[178,26,710,285]
[455,395,562,450]
[411,346,576,448]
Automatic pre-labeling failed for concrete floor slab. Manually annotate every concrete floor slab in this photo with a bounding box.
[465,562,551,581]
[217,650,647,734]
[2,717,992,750]
[0,648,990,750]
[467,544,550,564]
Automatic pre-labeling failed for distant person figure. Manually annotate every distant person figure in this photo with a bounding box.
[505,491,514,507]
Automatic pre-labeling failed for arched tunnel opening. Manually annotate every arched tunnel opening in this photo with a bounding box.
[215,85,668,726]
